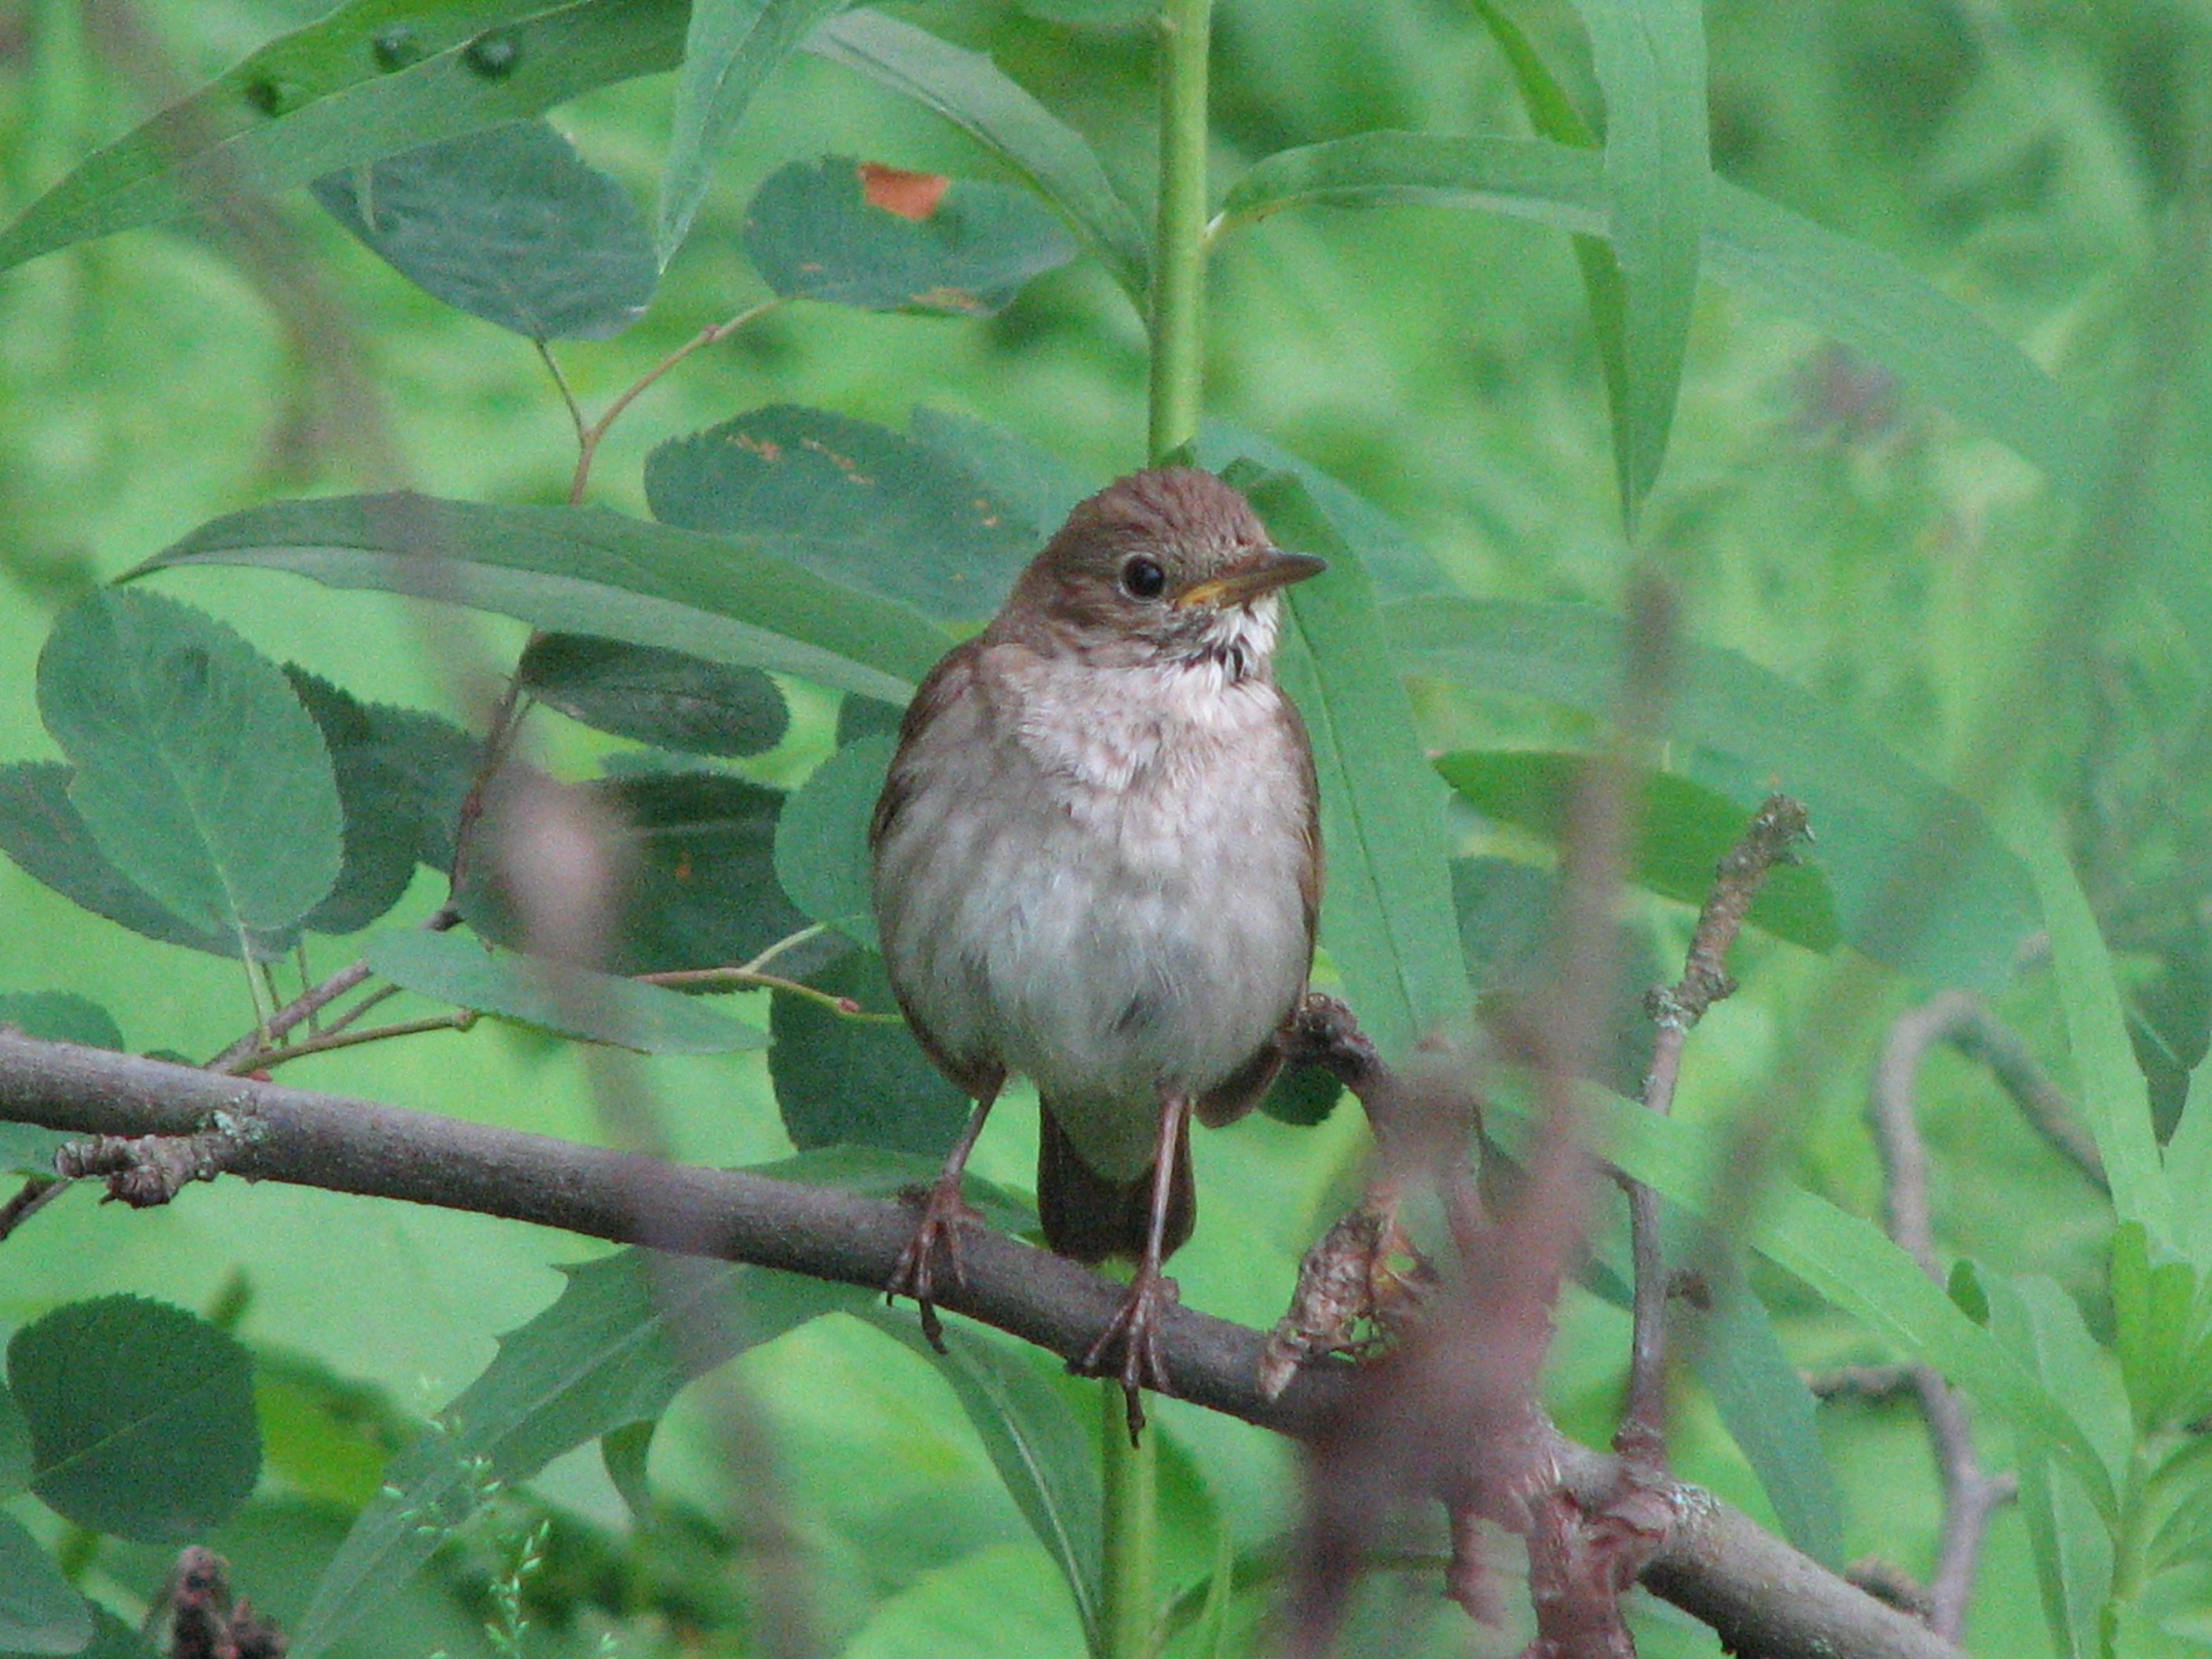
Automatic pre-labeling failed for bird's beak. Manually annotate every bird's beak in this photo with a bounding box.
[1174,548,1328,610]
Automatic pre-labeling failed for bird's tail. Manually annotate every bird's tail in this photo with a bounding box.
[1036,1102,1194,1265]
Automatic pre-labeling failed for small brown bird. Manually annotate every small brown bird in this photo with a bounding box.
[870,467,1325,1436]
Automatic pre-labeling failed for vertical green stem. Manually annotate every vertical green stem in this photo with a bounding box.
[1147,0,1216,462]
[1101,1378,1159,1659]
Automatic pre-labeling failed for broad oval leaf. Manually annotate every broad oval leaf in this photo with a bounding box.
[519,633,789,756]
[37,589,341,950]
[9,1295,260,1544]
[0,991,125,1053]
[0,1511,91,1657]
[745,155,1076,316]
[804,9,1148,302]
[130,493,954,705]
[365,928,767,1053]
[645,405,1033,623]
[909,406,1091,544]
[312,119,656,340]
[771,951,971,1155]
[0,0,687,274]
[660,0,849,260]
[774,734,894,947]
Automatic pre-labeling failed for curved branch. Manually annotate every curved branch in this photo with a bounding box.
[0,1031,1960,1659]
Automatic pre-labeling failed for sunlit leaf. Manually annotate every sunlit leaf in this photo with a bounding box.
[37,589,341,954]
[0,0,687,274]
[312,119,656,339]
[745,156,1076,315]
[9,1295,260,1544]
[770,952,971,1155]
[519,633,789,757]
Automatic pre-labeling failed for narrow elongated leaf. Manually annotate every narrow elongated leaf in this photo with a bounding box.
[645,405,1034,623]
[2164,1049,2212,1267]
[37,590,341,951]
[660,0,848,260]
[365,929,766,1053]
[1568,0,1707,523]
[859,1315,1103,1647]
[295,1253,860,1657]
[131,493,954,704]
[745,156,1075,315]
[805,9,1149,302]
[1437,751,1840,951]
[770,952,971,1155]
[313,119,656,339]
[0,1513,90,1657]
[774,734,893,946]
[9,1296,261,1544]
[1237,469,1467,1060]
[1214,135,2097,500]
[519,633,789,756]
[0,0,687,274]
[1392,598,2038,989]
[1199,422,1447,599]
[2032,830,2173,1242]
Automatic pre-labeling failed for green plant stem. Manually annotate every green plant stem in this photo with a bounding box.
[1147,0,1215,462]
[1101,1372,1159,1659]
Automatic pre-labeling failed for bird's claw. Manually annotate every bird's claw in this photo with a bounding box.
[1077,1269,1179,1443]
[887,1180,984,1352]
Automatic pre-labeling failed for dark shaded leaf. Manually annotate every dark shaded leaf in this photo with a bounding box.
[0,1383,25,1495]
[295,1252,859,1657]
[774,734,892,947]
[366,929,766,1053]
[600,1419,657,1523]
[0,1513,90,1657]
[9,1295,259,1544]
[312,119,655,339]
[37,589,340,952]
[0,763,242,958]
[660,0,848,260]
[1257,1062,1342,1127]
[645,405,1034,624]
[908,406,1090,545]
[836,693,907,745]
[744,155,1075,315]
[0,991,123,1052]
[1437,751,1840,951]
[0,0,688,275]
[519,633,788,756]
[770,953,971,1155]
[134,493,954,704]
[804,9,1148,301]
[1392,598,2039,989]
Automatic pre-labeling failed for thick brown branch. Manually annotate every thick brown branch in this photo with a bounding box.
[0,1031,1961,1659]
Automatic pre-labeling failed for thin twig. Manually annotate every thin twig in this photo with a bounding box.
[207,959,377,1071]
[0,1176,70,1242]
[639,965,875,1017]
[252,1013,478,1072]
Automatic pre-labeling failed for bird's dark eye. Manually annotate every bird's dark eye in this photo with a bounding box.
[1120,556,1166,600]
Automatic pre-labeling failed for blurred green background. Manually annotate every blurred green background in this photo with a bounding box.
[4,1,2207,1654]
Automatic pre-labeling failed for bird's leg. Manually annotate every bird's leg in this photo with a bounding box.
[888,1082,1001,1351]
[1081,1090,1192,1444]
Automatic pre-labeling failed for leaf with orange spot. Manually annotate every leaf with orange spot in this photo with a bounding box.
[858,160,949,220]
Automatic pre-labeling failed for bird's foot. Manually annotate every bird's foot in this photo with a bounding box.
[1077,1267,1180,1444]
[887,1177,984,1352]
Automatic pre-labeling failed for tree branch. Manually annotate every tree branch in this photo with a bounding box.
[0,1031,1961,1659]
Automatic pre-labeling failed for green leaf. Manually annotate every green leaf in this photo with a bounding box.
[2032,830,2173,1242]
[1234,469,1468,1060]
[1214,135,2098,501]
[295,1252,859,1658]
[1567,0,1707,524]
[859,1316,1103,1648]
[744,156,1075,317]
[0,992,123,1052]
[1198,423,1447,601]
[0,763,242,958]
[1391,598,2038,990]
[599,1418,657,1523]
[2111,1222,2202,1434]
[770,952,972,1156]
[645,405,1035,624]
[0,1512,90,1657]
[133,493,954,705]
[365,928,766,1053]
[2166,1048,2212,1268]
[37,589,341,954]
[519,633,789,757]
[660,0,848,261]
[1255,1062,1342,1127]
[312,119,656,339]
[9,1295,260,1544]
[743,1143,1035,1233]
[0,1382,28,1496]
[909,407,1090,544]
[254,1350,411,1511]
[775,734,893,947]
[0,0,688,274]
[804,9,1149,302]
[1436,752,1840,952]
